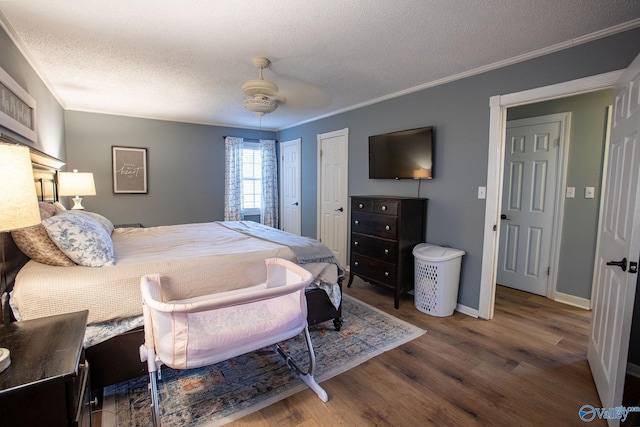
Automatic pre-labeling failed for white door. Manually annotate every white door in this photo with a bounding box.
[280,138,301,235]
[317,128,348,267]
[497,116,563,296]
[588,53,640,424]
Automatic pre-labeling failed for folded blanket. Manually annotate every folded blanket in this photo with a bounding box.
[217,221,344,309]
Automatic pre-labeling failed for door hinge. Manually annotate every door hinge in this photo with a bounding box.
[547,266,550,276]
[493,224,497,231]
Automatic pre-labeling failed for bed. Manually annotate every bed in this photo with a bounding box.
[0,146,343,391]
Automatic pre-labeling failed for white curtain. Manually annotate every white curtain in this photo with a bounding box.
[224,136,243,221]
[260,139,279,228]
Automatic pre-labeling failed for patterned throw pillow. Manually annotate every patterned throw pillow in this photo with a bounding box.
[42,212,115,267]
[11,225,76,266]
[78,211,114,235]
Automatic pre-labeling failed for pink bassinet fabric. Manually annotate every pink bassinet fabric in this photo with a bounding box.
[141,258,313,370]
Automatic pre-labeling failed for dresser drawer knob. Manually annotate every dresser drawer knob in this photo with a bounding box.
[355,220,360,225]
[381,205,387,211]
[354,241,359,246]
[358,203,364,209]
[354,261,359,267]
[384,272,389,277]
[385,225,390,231]
[384,249,389,254]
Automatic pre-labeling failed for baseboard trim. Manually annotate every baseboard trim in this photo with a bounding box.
[627,362,640,379]
[456,304,478,318]
[553,291,591,310]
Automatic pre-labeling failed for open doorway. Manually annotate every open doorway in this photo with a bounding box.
[497,91,613,307]
[479,70,623,320]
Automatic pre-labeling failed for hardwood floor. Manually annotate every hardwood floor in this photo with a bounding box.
[228,275,607,426]
[93,275,628,426]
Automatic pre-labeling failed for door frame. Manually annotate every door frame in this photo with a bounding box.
[479,70,623,320]
[499,113,571,299]
[279,138,301,235]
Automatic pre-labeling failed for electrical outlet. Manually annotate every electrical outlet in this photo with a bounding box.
[585,187,595,199]
[478,186,486,199]
[566,187,575,198]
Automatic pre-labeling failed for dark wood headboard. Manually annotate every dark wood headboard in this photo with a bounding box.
[0,136,65,323]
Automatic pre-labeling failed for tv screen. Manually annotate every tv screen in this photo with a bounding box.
[368,126,433,179]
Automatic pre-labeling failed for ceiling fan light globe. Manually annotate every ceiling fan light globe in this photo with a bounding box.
[242,79,278,97]
[243,96,278,116]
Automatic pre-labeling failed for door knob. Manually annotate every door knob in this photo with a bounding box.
[335,207,344,212]
[606,258,627,272]
[501,214,510,220]
[292,202,299,206]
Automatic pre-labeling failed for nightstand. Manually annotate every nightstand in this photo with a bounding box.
[0,310,91,427]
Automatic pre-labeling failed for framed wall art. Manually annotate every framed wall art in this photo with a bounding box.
[0,66,37,142]
[112,146,148,193]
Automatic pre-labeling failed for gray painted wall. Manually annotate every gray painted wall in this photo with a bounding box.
[507,90,613,300]
[64,111,275,227]
[0,25,65,160]
[278,28,640,310]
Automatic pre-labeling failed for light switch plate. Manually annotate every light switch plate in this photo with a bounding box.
[585,187,595,199]
[478,186,486,199]
[566,187,575,198]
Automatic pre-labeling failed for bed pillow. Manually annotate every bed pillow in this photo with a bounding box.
[42,212,115,267]
[11,224,77,266]
[38,202,56,219]
[53,201,67,215]
[79,211,115,235]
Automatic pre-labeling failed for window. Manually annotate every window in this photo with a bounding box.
[241,142,261,216]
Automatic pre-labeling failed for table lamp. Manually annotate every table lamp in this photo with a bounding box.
[58,169,96,210]
[0,144,41,373]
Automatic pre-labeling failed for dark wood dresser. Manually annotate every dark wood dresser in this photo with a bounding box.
[347,196,427,308]
[0,310,91,427]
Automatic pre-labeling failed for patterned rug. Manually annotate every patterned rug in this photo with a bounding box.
[103,294,425,426]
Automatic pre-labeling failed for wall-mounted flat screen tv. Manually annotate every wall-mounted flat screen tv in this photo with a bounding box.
[368,126,433,179]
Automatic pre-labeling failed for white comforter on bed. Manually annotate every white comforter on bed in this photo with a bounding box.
[12,222,297,324]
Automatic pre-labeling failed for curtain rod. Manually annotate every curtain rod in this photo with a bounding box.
[222,136,278,143]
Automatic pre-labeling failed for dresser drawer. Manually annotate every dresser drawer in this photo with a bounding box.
[373,200,398,216]
[352,212,397,239]
[352,198,373,213]
[351,254,396,287]
[351,233,397,261]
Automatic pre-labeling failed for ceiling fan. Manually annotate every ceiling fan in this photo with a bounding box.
[242,57,283,117]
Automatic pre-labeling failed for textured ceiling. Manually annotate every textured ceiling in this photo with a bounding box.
[1,1,639,131]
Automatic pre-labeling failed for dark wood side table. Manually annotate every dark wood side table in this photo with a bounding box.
[0,310,91,427]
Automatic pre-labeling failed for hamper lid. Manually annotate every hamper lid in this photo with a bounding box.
[413,243,465,261]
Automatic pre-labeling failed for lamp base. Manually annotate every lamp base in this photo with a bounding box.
[70,197,85,210]
[0,347,10,373]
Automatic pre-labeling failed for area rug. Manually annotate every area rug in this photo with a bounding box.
[103,294,425,426]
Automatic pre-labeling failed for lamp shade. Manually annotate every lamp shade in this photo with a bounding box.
[58,171,96,197]
[0,144,40,232]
